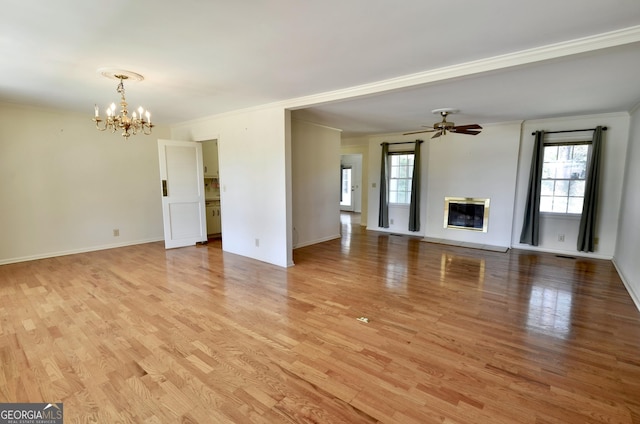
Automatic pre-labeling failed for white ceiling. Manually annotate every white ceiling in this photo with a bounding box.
[2,1,640,136]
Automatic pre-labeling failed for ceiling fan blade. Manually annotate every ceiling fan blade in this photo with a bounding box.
[452,129,481,135]
[431,131,443,139]
[403,129,436,135]
[452,124,482,130]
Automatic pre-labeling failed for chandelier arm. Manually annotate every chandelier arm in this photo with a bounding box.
[93,118,108,131]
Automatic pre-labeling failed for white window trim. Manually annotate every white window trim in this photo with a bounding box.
[388,150,415,206]
[539,138,591,215]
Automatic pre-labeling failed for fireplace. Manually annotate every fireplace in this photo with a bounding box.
[444,197,490,232]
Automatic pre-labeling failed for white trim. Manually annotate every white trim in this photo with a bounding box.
[291,118,342,133]
[293,234,341,249]
[283,26,640,110]
[510,244,612,260]
[612,259,640,313]
[0,237,164,266]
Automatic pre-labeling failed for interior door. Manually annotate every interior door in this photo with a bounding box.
[158,139,207,249]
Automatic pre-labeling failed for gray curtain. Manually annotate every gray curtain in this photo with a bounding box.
[378,143,389,228]
[577,126,603,252]
[408,140,422,231]
[520,131,545,245]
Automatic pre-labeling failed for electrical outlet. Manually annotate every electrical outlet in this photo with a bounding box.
[255,238,259,247]
[390,219,394,225]
[558,234,565,242]
[113,229,120,237]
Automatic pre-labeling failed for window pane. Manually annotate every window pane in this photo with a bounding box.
[568,197,583,214]
[542,163,555,179]
[541,180,554,195]
[573,145,589,161]
[570,165,584,179]
[544,146,558,162]
[540,196,553,212]
[552,197,568,213]
[554,180,569,196]
[389,179,397,191]
[558,145,571,161]
[558,162,573,179]
[569,180,585,196]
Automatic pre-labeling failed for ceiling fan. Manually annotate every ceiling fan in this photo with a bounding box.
[403,108,482,138]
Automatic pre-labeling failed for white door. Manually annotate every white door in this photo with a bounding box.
[158,139,207,249]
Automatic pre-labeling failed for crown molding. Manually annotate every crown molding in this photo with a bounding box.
[172,25,640,129]
[282,25,640,110]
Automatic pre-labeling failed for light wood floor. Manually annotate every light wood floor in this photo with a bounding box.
[1,213,640,423]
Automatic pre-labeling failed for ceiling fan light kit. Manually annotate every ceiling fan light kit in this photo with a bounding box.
[404,108,482,138]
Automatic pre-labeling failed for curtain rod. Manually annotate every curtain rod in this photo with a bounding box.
[531,126,607,136]
[380,140,424,146]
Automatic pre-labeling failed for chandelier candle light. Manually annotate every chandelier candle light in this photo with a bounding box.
[93,69,153,139]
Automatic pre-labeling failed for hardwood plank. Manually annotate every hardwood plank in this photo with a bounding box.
[1,213,639,423]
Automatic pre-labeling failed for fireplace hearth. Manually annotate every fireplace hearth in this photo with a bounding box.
[444,197,490,232]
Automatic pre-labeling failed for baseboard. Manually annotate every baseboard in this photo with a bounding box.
[365,226,425,238]
[511,244,612,260]
[612,259,640,313]
[422,237,509,253]
[0,237,165,266]
[293,234,341,249]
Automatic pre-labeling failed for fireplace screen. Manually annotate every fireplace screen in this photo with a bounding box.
[444,197,490,232]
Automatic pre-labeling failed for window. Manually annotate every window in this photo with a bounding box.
[540,142,590,214]
[389,153,414,204]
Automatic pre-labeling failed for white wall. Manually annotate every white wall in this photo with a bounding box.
[171,106,292,267]
[512,113,630,259]
[614,107,640,309]
[0,103,170,264]
[366,123,520,247]
[291,119,341,248]
[424,122,521,248]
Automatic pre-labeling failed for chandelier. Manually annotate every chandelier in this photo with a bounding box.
[92,69,153,139]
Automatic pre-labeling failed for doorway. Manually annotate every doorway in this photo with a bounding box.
[202,139,222,244]
[340,166,353,211]
[340,154,362,213]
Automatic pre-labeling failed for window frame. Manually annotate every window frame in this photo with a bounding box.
[387,151,415,206]
[540,140,591,216]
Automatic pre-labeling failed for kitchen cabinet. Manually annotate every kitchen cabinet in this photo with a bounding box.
[206,200,221,235]
[202,140,218,177]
